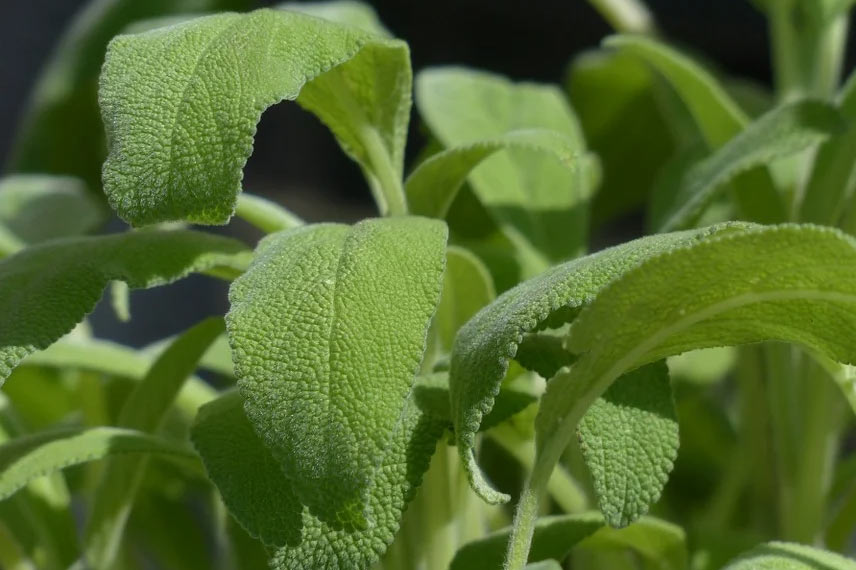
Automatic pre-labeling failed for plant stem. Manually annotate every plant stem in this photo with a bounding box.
[586,0,657,35]
[234,193,303,233]
[503,455,553,570]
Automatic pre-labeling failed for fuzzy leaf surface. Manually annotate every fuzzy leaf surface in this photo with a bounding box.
[192,387,446,569]
[577,361,677,527]
[100,8,410,225]
[227,217,446,528]
[449,222,743,503]
[723,541,856,570]
[0,230,249,386]
[536,225,856,527]
[415,67,590,267]
[0,427,194,501]
[659,100,841,231]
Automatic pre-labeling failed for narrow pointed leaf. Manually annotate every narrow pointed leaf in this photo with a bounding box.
[0,427,195,502]
[100,8,411,225]
[227,217,446,528]
[0,230,249,386]
[536,224,856,527]
[577,361,677,527]
[449,513,604,570]
[84,318,225,568]
[415,67,591,267]
[723,541,856,570]
[192,387,446,569]
[449,222,743,503]
[658,100,841,231]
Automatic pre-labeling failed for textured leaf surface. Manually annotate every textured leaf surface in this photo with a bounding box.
[100,8,410,225]
[449,223,742,503]
[0,175,101,246]
[0,230,249,386]
[723,541,856,570]
[0,427,194,501]
[658,100,841,231]
[415,67,590,267]
[449,512,603,570]
[227,217,446,528]
[84,318,225,567]
[577,361,677,527]
[193,387,446,569]
[536,225,856,524]
[514,333,577,379]
[8,0,252,189]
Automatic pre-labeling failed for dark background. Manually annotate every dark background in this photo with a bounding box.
[0,0,848,346]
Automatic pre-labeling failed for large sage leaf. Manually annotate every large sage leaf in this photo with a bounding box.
[415,68,591,271]
[0,230,249,386]
[227,217,446,529]
[192,387,446,569]
[723,541,856,569]
[100,8,411,225]
[535,224,856,527]
[449,222,743,504]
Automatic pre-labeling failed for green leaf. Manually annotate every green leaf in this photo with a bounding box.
[100,8,411,225]
[577,361,677,527]
[415,67,591,270]
[7,0,252,191]
[576,515,687,570]
[658,100,841,232]
[523,561,562,570]
[799,72,856,225]
[0,230,249,386]
[450,512,603,570]
[84,318,225,568]
[566,49,676,225]
[227,217,446,529]
[605,34,787,225]
[192,387,447,568]
[0,427,194,502]
[405,129,582,220]
[514,333,577,379]
[535,224,856,526]
[449,222,742,504]
[723,541,856,569]
[0,175,102,246]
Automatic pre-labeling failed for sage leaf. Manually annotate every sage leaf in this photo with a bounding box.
[415,67,591,269]
[227,217,446,529]
[280,0,390,35]
[658,100,841,231]
[192,387,447,569]
[577,515,687,570]
[100,8,411,225]
[536,224,856,527]
[449,512,603,570]
[0,230,250,386]
[0,427,194,502]
[723,541,856,570]
[450,222,743,504]
[577,361,678,527]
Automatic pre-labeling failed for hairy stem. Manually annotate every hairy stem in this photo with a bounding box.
[503,455,553,570]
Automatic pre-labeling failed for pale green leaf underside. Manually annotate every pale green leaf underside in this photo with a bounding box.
[723,541,856,569]
[0,427,195,502]
[449,512,603,570]
[537,225,856,509]
[577,361,677,527]
[84,318,225,567]
[227,217,446,529]
[100,8,410,225]
[0,230,249,386]
[449,222,744,503]
[415,67,590,265]
[0,175,102,246]
[658,100,841,232]
[192,387,446,569]
[405,129,582,219]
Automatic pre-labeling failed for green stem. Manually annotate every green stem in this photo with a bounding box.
[503,456,553,570]
[586,0,657,35]
[234,193,304,233]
